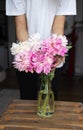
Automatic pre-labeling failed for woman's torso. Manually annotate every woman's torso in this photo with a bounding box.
[25,0,59,39]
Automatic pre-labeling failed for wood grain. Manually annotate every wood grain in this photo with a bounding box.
[0,100,83,130]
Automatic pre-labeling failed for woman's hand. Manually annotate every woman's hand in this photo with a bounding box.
[54,55,65,68]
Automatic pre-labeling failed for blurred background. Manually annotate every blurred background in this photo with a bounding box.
[0,0,83,116]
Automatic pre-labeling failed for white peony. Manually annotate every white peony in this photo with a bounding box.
[10,41,29,55]
[10,33,42,55]
[52,34,68,47]
[58,35,68,46]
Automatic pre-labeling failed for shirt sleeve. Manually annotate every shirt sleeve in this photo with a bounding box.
[6,0,26,16]
[56,0,76,15]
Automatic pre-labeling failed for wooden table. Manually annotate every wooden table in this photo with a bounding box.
[0,100,83,130]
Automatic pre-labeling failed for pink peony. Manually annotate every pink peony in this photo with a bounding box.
[11,33,70,75]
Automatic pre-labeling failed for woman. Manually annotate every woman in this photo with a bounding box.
[6,0,76,100]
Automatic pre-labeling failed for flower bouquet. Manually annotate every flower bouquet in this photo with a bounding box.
[10,33,71,117]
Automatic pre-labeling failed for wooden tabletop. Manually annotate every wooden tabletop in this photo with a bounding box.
[0,100,83,130]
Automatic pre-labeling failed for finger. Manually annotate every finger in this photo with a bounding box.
[62,57,65,62]
[54,58,62,67]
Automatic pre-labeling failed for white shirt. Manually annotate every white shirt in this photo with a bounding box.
[6,0,76,68]
[6,0,76,39]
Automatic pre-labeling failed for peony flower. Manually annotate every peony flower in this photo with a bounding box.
[10,33,70,75]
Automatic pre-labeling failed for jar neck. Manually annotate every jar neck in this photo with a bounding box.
[40,74,52,93]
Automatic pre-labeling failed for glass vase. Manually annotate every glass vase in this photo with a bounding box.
[37,72,55,117]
